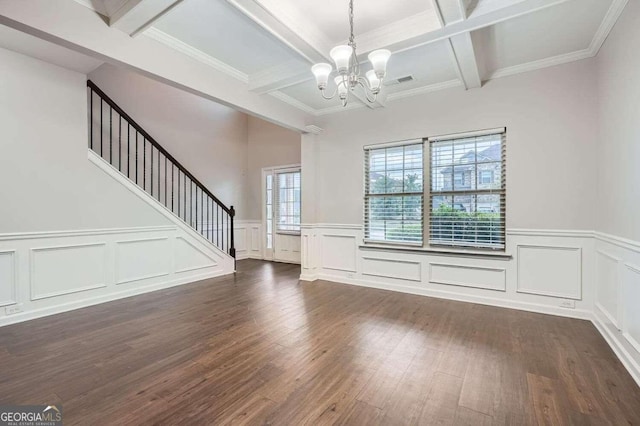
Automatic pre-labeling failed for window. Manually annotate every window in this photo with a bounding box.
[266,174,273,248]
[479,170,494,185]
[429,131,505,250]
[276,170,301,234]
[364,142,423,244]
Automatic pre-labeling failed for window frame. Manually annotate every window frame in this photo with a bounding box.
[363,140,425,246]
[363,128,506,252]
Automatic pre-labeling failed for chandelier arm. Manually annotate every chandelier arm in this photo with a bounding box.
[320,87,338,100]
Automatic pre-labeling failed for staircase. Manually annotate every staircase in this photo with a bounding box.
[87,80,235,260]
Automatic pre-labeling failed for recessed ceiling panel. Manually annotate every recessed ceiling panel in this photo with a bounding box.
[472,0,612,75]
[269,0,432,43]
[153,0,308,75]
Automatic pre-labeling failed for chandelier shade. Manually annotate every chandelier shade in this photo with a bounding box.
[311,63,332,89]
[329,45,353,74]
[311,0,391,107]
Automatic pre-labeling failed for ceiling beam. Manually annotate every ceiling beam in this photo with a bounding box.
[434,0,482,90]
[448,33,482,89]
[109,0,183,37]
[361,0,571,55]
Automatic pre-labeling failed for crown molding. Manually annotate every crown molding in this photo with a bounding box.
[486,48,594,80]
[142,27,249,84]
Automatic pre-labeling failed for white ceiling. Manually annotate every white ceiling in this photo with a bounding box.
[73,0,624,117]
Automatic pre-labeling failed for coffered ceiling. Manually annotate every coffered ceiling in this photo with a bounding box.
[76,0,626,117]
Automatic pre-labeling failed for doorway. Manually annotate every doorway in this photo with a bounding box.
[263,165,301,264]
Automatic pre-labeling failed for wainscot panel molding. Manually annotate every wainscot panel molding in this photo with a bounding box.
[429,262,506,291]
[0,225,234,327]
[516,245,582,300]
[0,250,18,307]
[363,256,422,282]
[30,242,108,300]
[233,220,263,260]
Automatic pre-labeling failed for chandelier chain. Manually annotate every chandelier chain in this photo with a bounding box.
[348,0,355,47]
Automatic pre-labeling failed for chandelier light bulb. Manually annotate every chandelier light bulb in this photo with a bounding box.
[366,70,381,92]
[311,63,332,89]
[368,49,391,78]
[334,76,348,99]
[330,45,353,74]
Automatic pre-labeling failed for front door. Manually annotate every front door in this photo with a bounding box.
[263,166,301,264]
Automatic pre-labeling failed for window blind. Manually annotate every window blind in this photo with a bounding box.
[428,131,506,250]
[364,142,424,245]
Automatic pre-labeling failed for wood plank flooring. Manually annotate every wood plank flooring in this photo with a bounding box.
[0,259,639,425]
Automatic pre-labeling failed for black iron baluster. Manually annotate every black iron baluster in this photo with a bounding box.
[172,164,174,213]
[200,188,203,236]
[218,205,221,248]
[177,171,181,218]
[143,138,146,191]
[135,131,139,185]
[150,145,154,197]
[207,196,210,241]
[90,89,93,150]
[184,175,187,223]
[127,121,131,179]
[100,99,103,156]
[158,149,161,201]
[164,156,167,207]
[190,180,193,227]
[118,115,122,171]
[109,106,112,164]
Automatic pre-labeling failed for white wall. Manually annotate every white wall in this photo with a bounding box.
[89,64,252,219]
[0,47,170,233]
[596,0,640,243]
[312,59,599,229]
[592,0,640,386]
[246,116,301,220]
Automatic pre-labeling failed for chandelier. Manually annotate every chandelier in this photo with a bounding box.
[311,0,391,107]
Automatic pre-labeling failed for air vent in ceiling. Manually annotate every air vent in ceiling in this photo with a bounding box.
[384,75,414,86]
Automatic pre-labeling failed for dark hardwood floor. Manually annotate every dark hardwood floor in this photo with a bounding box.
[0,259,638,425]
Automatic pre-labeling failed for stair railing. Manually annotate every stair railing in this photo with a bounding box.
[87,80,235,259]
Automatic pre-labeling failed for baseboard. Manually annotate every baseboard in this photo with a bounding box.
[0,269,232,327]
[312,273,592,320]
[591,309,640,387]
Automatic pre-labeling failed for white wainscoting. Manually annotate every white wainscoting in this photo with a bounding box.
[301,224,594,319]
[234,220,263,260]
[593,232,640,386]
[0,225,234,326]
